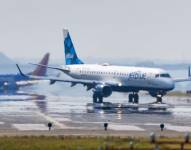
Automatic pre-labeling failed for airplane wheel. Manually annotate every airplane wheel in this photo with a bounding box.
[134,94,139,104]
[128,94,133,103]
[156,96,162,103]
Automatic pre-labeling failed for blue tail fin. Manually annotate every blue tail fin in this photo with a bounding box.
[63,29,84,65]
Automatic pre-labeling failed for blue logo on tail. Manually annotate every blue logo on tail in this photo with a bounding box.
[64,30,84,65]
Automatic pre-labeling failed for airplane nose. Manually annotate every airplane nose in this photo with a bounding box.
[166,79,175,90]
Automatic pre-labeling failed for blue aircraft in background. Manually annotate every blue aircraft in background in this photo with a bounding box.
[0,53,49,93]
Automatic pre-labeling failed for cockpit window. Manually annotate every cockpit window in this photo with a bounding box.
[160,73,171,78]
[155,73,171,78]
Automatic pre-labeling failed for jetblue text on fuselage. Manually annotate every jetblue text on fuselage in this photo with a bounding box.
[128,71,146,80]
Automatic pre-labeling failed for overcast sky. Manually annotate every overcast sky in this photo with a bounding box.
[0,0,191,62]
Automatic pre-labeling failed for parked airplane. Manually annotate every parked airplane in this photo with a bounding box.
[17,30,191,104]
[1,53,49,92]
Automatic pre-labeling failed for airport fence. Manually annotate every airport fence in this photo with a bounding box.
[103,134,191,150]
[104,142,191,150]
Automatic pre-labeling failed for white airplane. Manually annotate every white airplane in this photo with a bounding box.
[17,29,191,104]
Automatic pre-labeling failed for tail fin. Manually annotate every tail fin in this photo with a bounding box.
[28,53,50,76]
[189,66,191,78]
[63,29,84,65]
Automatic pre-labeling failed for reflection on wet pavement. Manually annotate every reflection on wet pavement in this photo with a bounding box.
[0,86,191,133]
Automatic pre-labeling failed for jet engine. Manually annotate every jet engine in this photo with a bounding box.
[94,84,112,97]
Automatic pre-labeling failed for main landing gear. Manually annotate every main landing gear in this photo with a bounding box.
[128,93,139,104]
[93,93,103,103]
[149,91,165,104]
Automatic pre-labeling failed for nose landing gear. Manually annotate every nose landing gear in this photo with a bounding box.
[149,91,166,104]
[93,93,103,103]
[156,95,163,103]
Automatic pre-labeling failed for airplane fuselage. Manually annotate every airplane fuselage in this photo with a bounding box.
[64,64,175,94]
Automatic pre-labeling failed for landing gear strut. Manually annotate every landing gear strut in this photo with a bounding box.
[128,93,139,104]
[156,95,163,103]
[93,93,103,103]
[149,91,166,104]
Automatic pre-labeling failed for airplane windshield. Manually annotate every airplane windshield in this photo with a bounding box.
[155,73,171,78]
[160,73,171,78]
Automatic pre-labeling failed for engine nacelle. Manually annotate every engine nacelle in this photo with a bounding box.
[94,84,112,97]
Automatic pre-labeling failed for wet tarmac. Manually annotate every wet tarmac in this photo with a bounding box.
[0,85,191,136]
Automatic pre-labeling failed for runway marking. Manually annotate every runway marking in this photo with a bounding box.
[165,124,191,132]
[13,124,47,131]
[35,112,67,129]
[36,112,84,129]
[0,95,33,100]
[109,124,145,131]
[53,117,71,122]
[0,122,4,125]
[144,123,159,126]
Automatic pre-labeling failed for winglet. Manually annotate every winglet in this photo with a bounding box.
[189,66,191,78]
[16,64,26,77]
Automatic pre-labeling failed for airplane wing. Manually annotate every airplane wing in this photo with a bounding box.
[173,66,191,82]
[16,64,121,90]
[173,78,191,82]
[23,75,120,85]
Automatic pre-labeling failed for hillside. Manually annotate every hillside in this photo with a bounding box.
[0,52,15,65]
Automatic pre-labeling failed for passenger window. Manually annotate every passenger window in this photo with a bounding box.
[155,74,159,78]
[160,74,170,78]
